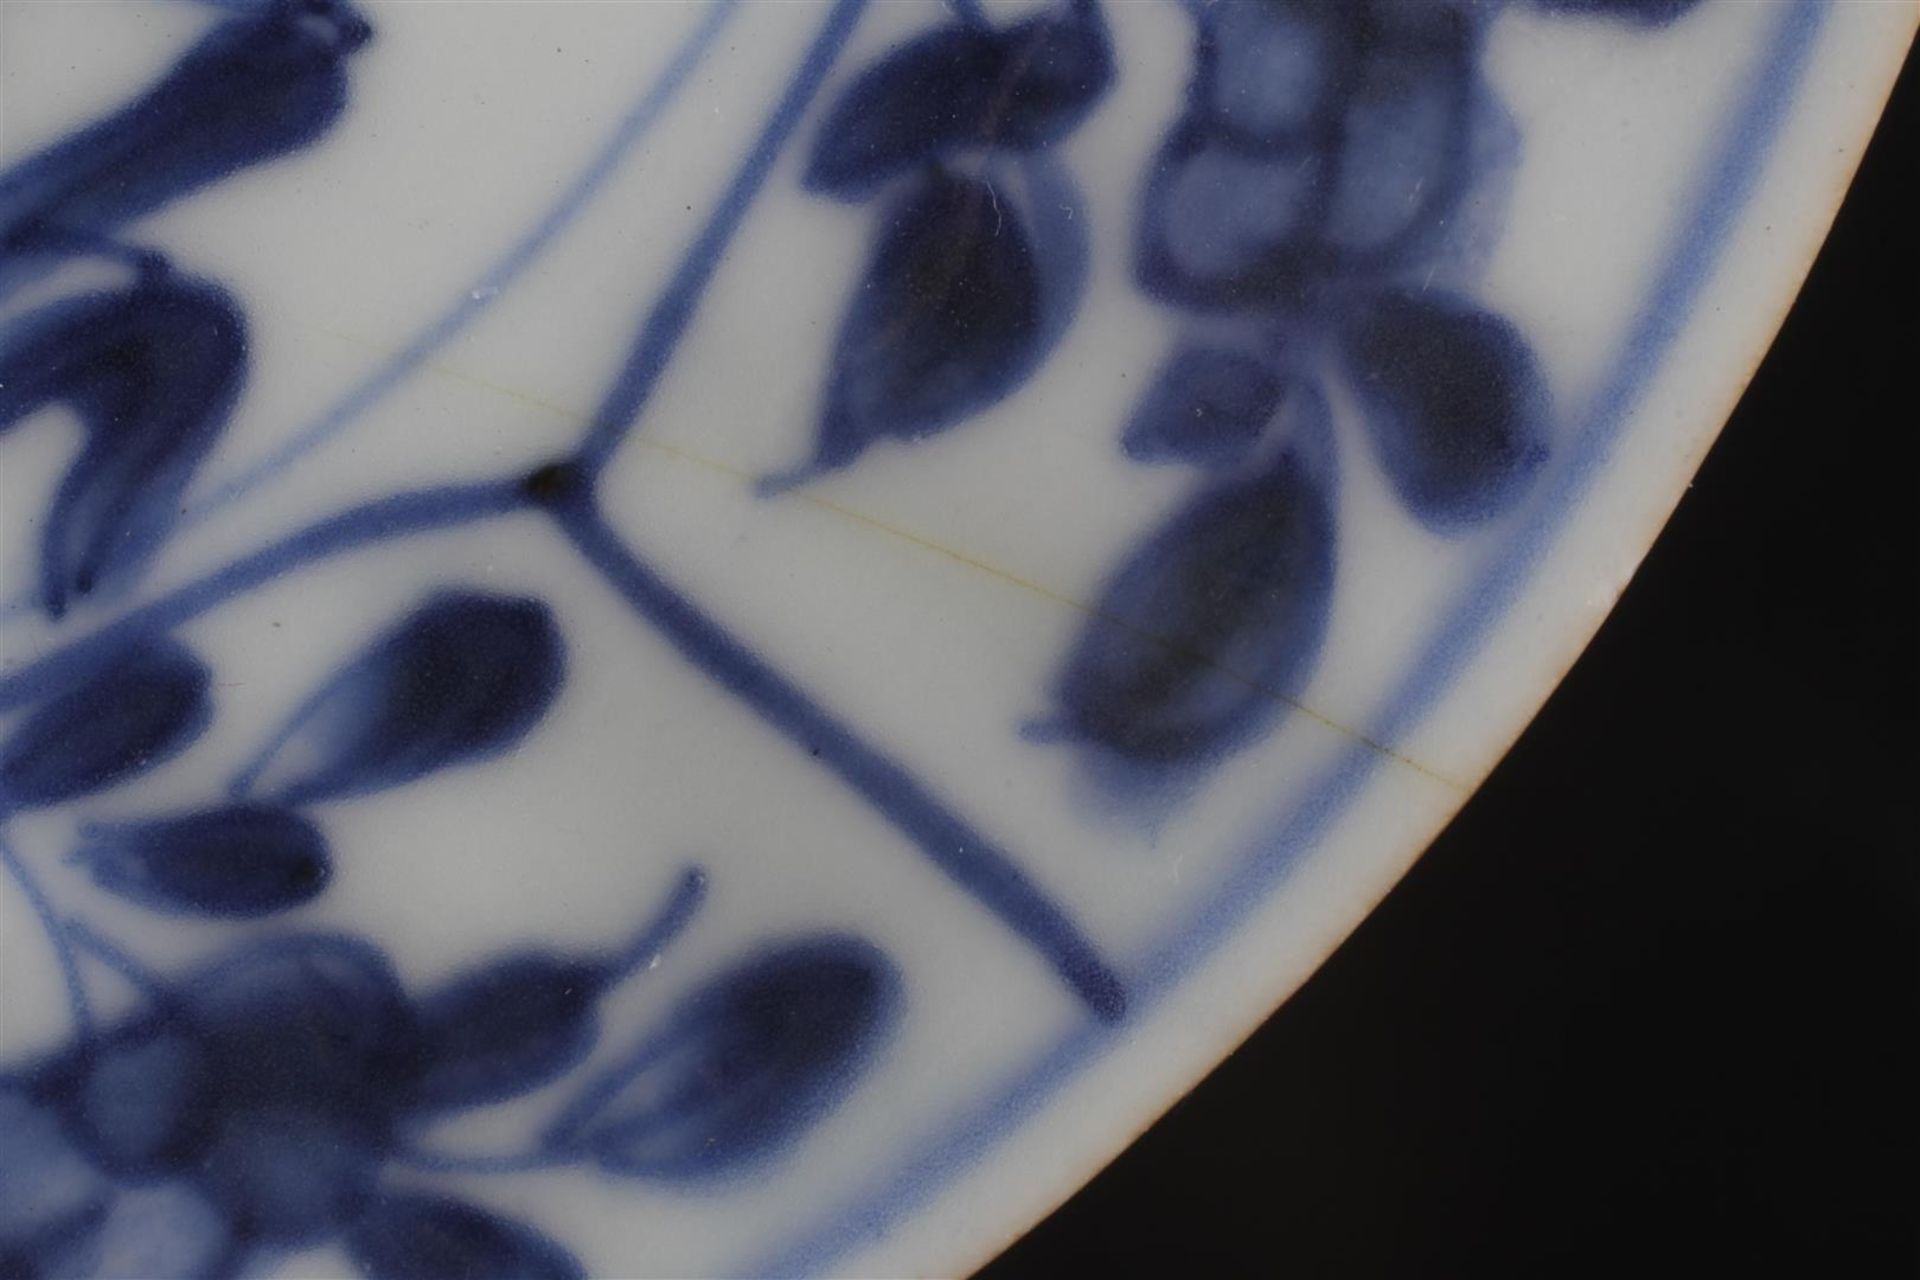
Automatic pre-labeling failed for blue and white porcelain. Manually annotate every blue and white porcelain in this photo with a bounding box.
[1,2,1911,1276]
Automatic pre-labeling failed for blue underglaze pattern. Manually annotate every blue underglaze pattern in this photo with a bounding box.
[0,1,1730,1274]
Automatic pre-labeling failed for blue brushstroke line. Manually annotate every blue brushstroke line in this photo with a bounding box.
[0,830,91,1039]
[606,865,709,982]
[551,497,1126,1023]
[0,478,525,713]
[64,917,170,1004]
[176,0,742,523]
[574,0,871,475]
[741,2,1830,1273]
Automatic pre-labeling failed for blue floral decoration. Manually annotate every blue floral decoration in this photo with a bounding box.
[0,0,1714,1272]
[1045,0,1688,787]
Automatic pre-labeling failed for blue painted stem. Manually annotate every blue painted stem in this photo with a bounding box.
[0,463,1125,1020]
[64,917,170,1003]
[180,0,744,525]
[607,865,709,982]
[574,0,870,475]
[0,830,91,1038]
[0,478,526,713]
[549,497,1127,1022]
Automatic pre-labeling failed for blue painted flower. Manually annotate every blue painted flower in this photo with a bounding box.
[1136,1,1491,309]
[2,936,424,1275]
[0,8,1732,1275]
[1127,0,1544,515]
[0,883,896,1278]
[0,1092,234,1280]
[1048,2,1404,777]
[1047,0,1698,787]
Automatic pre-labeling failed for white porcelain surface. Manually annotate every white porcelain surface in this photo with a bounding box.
[1,3,1911,1276]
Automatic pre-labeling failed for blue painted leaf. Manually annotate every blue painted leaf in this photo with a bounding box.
[0,639,210,812]
[1531,0,1706,25]
[802,4,1112,199]
[1341,289,1547,530]
[1053,439,1335,764]
[802,25,1002,198]
[407,954,609,1114]
[1016,155,1092,348]
[981,3,1116,149]
[403,866,704,1113]
[72,806,329,919]
[347,1194,583,1280]
[0,278,246,616]
[763,167,1057,491]
[545,935,900,1179]
[1122,344,1284,467]
[233,590,564,804]
[0,0,372,293]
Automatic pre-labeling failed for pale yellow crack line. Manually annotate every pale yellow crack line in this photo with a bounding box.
[312,327,1466,793]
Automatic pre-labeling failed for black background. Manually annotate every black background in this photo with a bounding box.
[983,41,1916,1280]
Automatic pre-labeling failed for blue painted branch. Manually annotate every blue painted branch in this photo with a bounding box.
[0,479,527,713]
[180,0,744,524]
[547,497,1126,1022]
[606,866,709,982]
[0,830,91,1038]
[574,0,870,475]
[64,917,171,1002]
